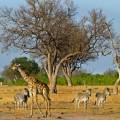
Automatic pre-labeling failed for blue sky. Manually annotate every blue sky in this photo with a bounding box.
[0,0,119,74]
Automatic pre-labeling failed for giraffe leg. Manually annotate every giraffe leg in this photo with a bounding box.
[43,96,51,117]
[47,99,51,117]
[45,99,48,117]
[30,93,34,117]
[42,89,51,117]
[35,95,44,117]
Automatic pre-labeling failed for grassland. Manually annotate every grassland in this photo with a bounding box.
[0,85,120,120]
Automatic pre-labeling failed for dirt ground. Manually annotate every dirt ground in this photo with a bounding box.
[0,85,120,120]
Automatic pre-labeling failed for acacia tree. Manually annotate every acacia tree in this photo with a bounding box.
[61,10,112,87]
[61,52,96,87]
[0,0,112,93]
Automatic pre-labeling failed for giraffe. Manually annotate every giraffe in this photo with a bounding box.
[11,63,51,117]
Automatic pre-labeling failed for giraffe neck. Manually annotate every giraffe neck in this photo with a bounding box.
[17,67,37,87]
[17,67,30,83]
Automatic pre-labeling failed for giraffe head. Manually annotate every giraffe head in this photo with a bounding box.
[11,63,21,70]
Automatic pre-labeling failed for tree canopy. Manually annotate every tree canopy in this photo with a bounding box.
[2,57,40,80]
[0,0,113,93]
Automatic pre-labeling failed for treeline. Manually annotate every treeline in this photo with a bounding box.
[0,72,118,86]
[0,57,117,86]
[57,72,118,85]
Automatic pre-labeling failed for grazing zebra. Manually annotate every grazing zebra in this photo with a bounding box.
[72,89,92,109]
[14,88,30,109]
[95,88,110,107]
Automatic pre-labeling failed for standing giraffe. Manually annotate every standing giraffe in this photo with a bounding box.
[11,63,51,117]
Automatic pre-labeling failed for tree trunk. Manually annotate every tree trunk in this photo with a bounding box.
[114,65,120,94]
[65,75,72,87]
[105,24,119,95]
[49,75,57,94]
[62,68,72,87]
[44,53,57,93]
[45,52,81,94]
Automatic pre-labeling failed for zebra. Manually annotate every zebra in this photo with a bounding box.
[14,88,30,109]
[95,87,110,107]
[72,89,92,109]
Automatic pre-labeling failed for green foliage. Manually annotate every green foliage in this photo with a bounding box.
[4,79,27,86]
[1,66,19,80]
[36,73,49,84]
[12,79,27,86]
[1,57,40,81]
[57,77,68,85]
[57,72,118,86]
[74,73,118,85]
[0,77,4,82]
[1,65,119,86]
[11,57,40,75]
[0,77,27,86]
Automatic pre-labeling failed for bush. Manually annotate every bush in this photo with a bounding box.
[57,77,67,85]
[1,72,118,86]
[0,77,4,82]
[3,79,27,86]
[36,73,49,84]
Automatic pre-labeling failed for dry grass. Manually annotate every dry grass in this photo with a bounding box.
[0,85,120,119]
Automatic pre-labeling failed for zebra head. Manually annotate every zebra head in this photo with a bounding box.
[104,88,110,96]
[23,88,30,98]
[86,89,92,96]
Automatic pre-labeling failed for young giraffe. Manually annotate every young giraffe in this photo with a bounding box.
[11,63,51,117]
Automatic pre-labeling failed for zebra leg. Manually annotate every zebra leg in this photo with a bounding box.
[77,100,81,108]
[97,100,100,108]
[17,102,20,109]
[84,101,87,109]
[21,102,24,109]
[100,100,104,108]
[14,101,17,110]
[102,100,106,108]
[24,102,27,109]
[46,98,51,117]
[30,93,34,117]
[74,99,77,109]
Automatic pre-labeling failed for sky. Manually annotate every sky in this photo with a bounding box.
[0,0,119,74]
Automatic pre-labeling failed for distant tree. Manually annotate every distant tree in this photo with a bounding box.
[61,9,112,87]
[104,68,116,75]
[11,57,40,75]
[104,23,120,93]
[0,77,5,82]
[1,57,40,81]
[1,65,20,81]
[111,40,120,94]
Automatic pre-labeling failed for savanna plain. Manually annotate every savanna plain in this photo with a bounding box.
[0,85,120,120]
